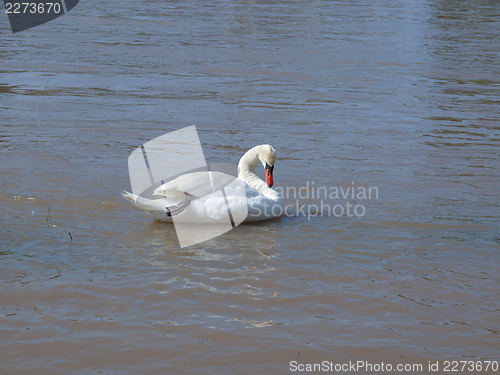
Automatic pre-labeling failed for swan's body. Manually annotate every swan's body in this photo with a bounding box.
[122,145,283,223]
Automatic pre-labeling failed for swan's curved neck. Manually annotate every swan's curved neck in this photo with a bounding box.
[237,147,267,192]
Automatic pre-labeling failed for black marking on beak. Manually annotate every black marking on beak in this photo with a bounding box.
[265,162,274,188]
[265,162,274,173]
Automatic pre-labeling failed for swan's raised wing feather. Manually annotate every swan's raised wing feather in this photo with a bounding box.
[153,171,236,198]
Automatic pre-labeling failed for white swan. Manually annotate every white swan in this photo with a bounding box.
[122,144,283,223]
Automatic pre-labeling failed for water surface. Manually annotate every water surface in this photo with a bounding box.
[1,0,499,374]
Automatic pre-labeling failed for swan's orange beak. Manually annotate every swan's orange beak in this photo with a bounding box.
[265,163,274,188]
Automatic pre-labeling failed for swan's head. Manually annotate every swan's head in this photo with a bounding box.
[238,144,277,189]
[257,144,276,188]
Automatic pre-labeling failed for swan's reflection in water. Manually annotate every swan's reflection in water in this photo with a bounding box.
[122,219,281,299]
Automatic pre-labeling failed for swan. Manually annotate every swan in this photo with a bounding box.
[121,144,283,223]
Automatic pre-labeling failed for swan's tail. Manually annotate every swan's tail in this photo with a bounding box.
[121,190,171,221]
[121,190,193,221]
[121,190,139,204]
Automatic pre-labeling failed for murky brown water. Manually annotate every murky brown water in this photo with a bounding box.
[1,0,499,374]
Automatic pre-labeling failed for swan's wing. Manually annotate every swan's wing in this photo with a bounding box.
[153,171,235,198]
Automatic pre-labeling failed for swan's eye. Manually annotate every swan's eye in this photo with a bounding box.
[265,162,274,173]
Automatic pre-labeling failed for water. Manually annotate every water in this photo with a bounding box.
[1,0,499,374]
